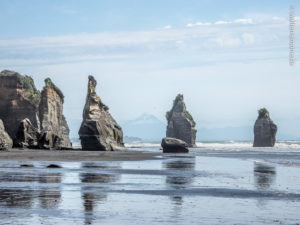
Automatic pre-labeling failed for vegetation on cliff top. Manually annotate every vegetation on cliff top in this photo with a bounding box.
[21,75,41,106]
[166,94,195,124]
[0,70,41,106]
[44,77,64,101]
[258,108,269,118]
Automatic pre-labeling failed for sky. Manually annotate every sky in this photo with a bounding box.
[0,0,300,139]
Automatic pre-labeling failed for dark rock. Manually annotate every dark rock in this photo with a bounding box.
[0,119,13,150]
[20,164,34,168]
[46,164,62,168]
[253,108,277,147]
[38,131,62,150]
[161,137,189,153]
[13,118,40,148]
[38,78,72,149]
[166,94,196,147]
[0,70,40,139]
[79,75,125,151]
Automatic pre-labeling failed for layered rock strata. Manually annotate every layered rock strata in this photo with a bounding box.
[0,70,40,139]
[0,70,72,149]
[38,78,72,149]
[79,75,125,151]
[166,94,197,147]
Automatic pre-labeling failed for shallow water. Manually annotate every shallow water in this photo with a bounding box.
[1,143,300,225]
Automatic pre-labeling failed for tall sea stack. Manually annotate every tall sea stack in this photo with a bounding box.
[38,78,72,149]
[78,75,125,151]
[253,108,277,147]
[166,94,196,147]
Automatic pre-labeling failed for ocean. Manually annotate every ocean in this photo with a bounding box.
[0,141,300,224]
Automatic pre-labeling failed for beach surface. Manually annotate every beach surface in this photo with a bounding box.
[0,141,300,225]
[0,148,160,161]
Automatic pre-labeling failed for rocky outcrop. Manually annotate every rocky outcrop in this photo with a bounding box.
[161,137,189,153]
[79,75,125,151]
[13,118,39,148]
[38,78,72,149]
[0,119,13,150]
[0,70,72,149]
[0,70,40,139]
[166,94,196,147]
[253,108,277,147]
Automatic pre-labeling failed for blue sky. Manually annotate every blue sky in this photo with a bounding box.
[0,0,299,37]
[1,0,300,139]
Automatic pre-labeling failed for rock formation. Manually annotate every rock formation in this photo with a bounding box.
[166,94,196,147]
[79,75,125,151]
[38,78,72,149]
[0,70,72,149]
[253,108,277,147]
[161,137,189,153]
[13,118,40,148]
[0,119,13,150]
[0,70,40,139]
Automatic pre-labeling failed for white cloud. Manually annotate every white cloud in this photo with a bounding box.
[214,21,232,25]
[162,25,172,30]
[0,15,289,68]
[234,18,253,24]
[189,18,254,27]
[186,22,211,27]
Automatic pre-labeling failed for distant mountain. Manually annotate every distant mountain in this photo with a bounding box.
[120,114,166,141]
[123,136,143,142]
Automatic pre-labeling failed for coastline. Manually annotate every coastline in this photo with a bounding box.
[0,149,161,161]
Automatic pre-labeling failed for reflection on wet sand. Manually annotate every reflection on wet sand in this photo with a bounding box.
[0,170,62,210]
[80,162,121,225]
[164,157,196,189]
[163,157,196,211]
[38,172,62,209]
[254,163,276,190]
[254,163,277,207]
[0,189,34,208]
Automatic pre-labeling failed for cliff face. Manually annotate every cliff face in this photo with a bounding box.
[0,119,13,150]
[0,70,72,149]
[13,118,40,148]
[166,94,196,147]
[0,70,40,139]
[79,75,125,151]
[253,108,277,147]
[38,78,72,149]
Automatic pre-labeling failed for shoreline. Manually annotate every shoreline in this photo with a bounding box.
[0,149,161,161]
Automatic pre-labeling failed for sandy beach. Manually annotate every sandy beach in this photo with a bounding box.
[0,148,161,161]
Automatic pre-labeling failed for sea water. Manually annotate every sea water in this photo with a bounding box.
[0,141,300,225]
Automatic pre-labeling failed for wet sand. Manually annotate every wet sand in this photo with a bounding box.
[0,149,161,161]
[0,154,299,225]
[1,145,300,224]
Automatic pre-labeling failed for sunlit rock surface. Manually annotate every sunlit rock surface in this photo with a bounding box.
[79,75,125,151]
